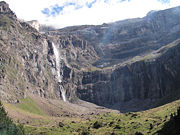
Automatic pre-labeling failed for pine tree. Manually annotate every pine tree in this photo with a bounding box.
[0,100,25,135]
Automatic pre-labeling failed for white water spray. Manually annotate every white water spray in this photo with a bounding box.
[52,42,67,102]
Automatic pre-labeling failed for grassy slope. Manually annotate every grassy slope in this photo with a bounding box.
[2,96,180,135]
[15,97,46,116]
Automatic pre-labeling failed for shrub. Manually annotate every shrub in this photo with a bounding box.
[93,121,102,129]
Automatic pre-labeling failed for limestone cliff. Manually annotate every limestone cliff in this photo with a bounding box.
[77,40,180,111]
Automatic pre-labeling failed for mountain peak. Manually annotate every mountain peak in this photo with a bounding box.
[0,1,10,13]
[0,1,16,19]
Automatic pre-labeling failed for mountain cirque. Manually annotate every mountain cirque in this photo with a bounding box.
[1,1,180,134]
[47,5,180,112]
[0,1,180,112]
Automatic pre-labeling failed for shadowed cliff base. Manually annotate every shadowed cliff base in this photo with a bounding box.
[103,93,180,113]
[76,91,180,113]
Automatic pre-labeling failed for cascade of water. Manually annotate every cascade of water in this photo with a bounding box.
[52,42,67,102]
[59,85,66,102]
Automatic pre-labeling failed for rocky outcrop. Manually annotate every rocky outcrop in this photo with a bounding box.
[27,20,40,31]
[0,1,16,19]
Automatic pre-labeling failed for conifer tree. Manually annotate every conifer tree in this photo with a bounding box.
[0,100,25,135]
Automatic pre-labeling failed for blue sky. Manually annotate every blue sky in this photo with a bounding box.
[41,0,171,17]
[4,0,180,28]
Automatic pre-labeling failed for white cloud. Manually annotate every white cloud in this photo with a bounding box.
[3,0,180,28]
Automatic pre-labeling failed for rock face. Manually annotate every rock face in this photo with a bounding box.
[1,1,180,112]
[77,40,180,111]
[0,1,67,102]
[0,1,16,17]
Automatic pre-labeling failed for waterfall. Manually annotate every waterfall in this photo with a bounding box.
[52,42,67,102]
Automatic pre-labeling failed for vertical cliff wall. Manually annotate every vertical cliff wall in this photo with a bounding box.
[76,41,180,111]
